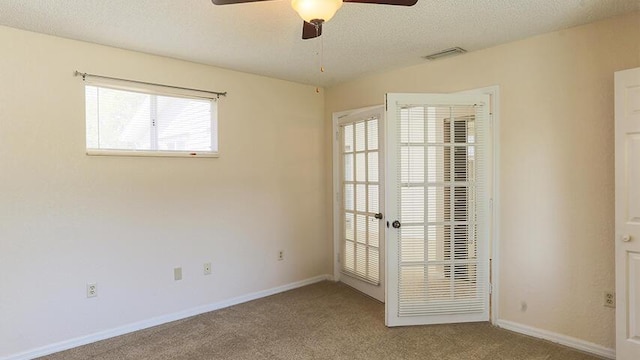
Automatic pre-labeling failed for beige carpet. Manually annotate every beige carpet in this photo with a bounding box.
[39,281,602,360]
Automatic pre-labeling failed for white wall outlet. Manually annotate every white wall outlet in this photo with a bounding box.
[203,262,212,275]
[604,291,615,308]
[174,267,182,281]
[87,283,97,298]
[278,250,284,261]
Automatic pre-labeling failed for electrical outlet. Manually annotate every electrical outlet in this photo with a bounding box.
[87,283,97,298]
[604,291,615,308]
[204,262,212,275]
[174,267,182,281]
[278,250,284,261]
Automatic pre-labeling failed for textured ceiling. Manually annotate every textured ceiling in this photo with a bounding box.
[0,0,638,86]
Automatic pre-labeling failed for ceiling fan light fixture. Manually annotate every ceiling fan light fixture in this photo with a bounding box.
[291,0,343,23]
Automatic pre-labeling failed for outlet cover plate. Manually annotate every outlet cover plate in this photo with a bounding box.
[87,283,97,298]
[604,291,615,308]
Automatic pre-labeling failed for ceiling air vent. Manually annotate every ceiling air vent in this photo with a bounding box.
[423,47,467,61]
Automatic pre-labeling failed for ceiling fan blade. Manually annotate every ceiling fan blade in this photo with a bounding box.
[302,21,323,40]
[343,0,418,5]
[211,0,275,5]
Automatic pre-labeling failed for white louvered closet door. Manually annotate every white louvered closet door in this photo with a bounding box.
[385,93,491,326]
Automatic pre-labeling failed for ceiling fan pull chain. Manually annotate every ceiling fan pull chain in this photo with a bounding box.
[313,21,324,93]
[315,44,322,93]
[320,35,325,73]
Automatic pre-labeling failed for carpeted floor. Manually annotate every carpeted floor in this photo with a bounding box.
[38,281,602,360]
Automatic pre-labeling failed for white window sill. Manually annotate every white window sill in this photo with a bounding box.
[86,149,219,158]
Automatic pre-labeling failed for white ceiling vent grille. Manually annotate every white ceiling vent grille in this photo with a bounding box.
[423,47,467,61]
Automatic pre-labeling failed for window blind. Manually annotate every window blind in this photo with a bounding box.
[396,103,488,316]
[341,117,381,285]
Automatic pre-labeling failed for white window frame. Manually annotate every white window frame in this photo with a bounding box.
[84,79,219,158]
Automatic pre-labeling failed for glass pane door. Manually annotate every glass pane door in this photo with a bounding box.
[337,106,385,302]
[386,93,490,326]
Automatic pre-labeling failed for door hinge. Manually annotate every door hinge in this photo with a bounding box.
[337,252,340,263]
[336,131,339,140]
[489,283,493,294]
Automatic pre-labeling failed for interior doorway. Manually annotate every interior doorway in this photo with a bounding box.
[332,87,498,322]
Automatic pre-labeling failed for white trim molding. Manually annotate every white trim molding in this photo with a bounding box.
[496,319,615,359]
[455,85,501,325]
[4,274,332,360]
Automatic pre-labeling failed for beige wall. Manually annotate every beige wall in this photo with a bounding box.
[2,10,639,358]
[326,12,640,349]
[0,26,329,357]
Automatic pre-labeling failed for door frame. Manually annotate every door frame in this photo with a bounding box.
[332,105,386,300]
[455,86,500,325]
[331,86,500,321]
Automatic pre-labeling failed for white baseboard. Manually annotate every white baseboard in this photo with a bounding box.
[496,319,615,359]
[4,274,332,360]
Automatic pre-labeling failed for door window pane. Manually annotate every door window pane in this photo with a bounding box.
[367,119,378,150]
[356,153,366,182]
[355,121,366,152]
[344,184,354,211]
[368,152,379,182]
[344,154,354,181]
[344,124,354,153]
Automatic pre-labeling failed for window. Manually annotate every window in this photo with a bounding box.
[85,84,218,157]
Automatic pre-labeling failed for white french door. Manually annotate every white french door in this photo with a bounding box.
[615,67,640,359]
[385,93,491,326]
[336,106,385,302]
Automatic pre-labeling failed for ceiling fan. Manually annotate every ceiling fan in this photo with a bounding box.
[211,0,418,39]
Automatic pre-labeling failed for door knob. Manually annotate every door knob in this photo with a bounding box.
[374,213,383,219]
[392,220,401,229]
[622,234,633,242]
